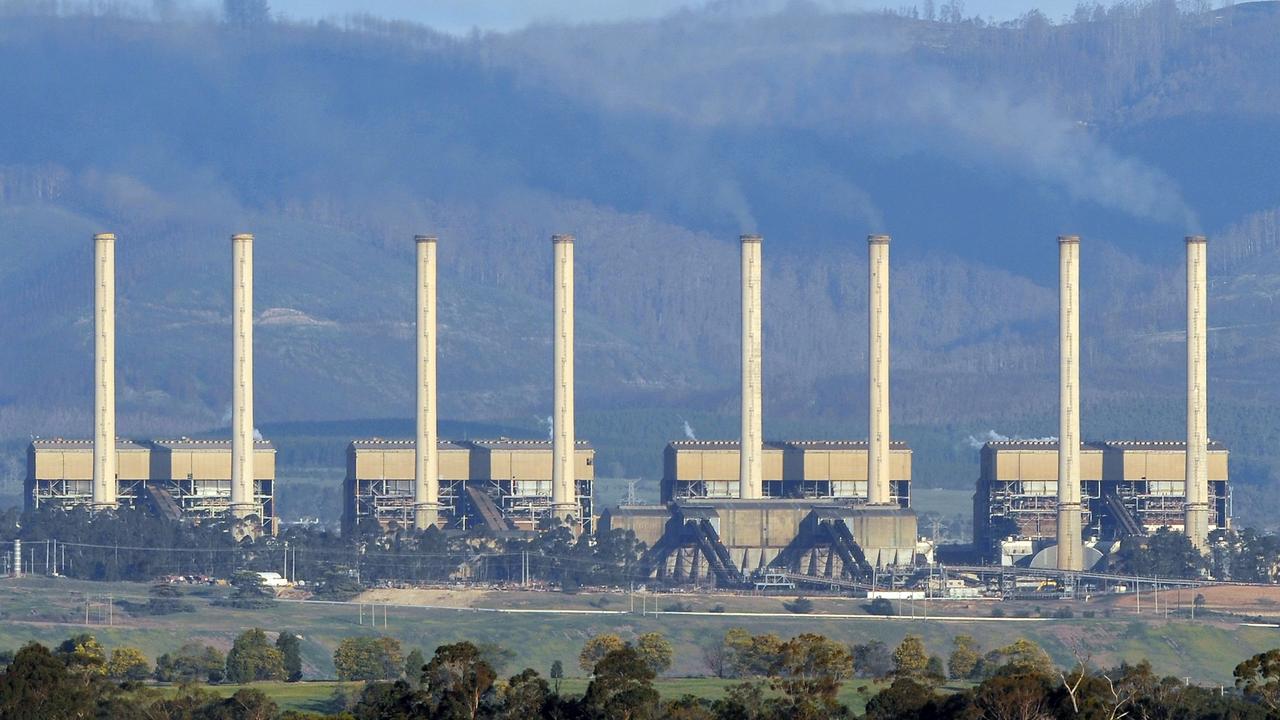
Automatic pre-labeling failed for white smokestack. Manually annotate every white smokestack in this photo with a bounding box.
[740,234,763,500]
[867,235,891,505]
[1185,235,1209,549]
[415,236,441,529]
[551,235,577,521]
[230,233,255,520]
[93,233,118,508]
[1057,235,1083,571]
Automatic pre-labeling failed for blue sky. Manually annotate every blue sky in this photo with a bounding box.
[265,0,1091,34]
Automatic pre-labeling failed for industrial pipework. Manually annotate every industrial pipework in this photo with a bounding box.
[867,235,892,505]
[93,233,118,508]
[551,235,577,521]
[1057,235,1083,571]
[415,235,441,529]
[1185,235,1209,549]
[740,234,764,499]
[230,233,256,520]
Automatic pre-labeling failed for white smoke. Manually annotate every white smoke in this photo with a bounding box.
[253,428,264,441]
[965,430,1057,450]
[536,415,554,440]
[681,418,697,441]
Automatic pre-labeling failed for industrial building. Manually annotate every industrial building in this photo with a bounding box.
[24,216,1236,587]
[973,439,1229,565]
[26,437,278,532]
[27,231,277,533]
[345,234,595,535]
[969,235,1228,569]
[663,439,912,504]
[344,438,594,533]
[606,234,924,587]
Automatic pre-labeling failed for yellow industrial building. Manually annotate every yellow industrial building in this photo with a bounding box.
[344,438,594,532]
[26,437,278,532]
[974,439,1229,563]
[663,439,912,504]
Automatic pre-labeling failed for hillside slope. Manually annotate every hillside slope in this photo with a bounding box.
[2,4,1280,518]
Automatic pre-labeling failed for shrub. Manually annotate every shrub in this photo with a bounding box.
[865,598,895,616]
[784,597,814,614]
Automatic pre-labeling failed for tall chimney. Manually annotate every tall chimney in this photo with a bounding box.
[551,235,577,521]
[1185,235,1209,549]
[867,235,892,505]
[230,233,255,520]
[1057,235,1083,571]
[93,233,118,508]
[415,235,441,529]
[740,235,764,499]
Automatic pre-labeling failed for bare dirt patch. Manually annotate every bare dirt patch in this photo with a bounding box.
[353,587,490,607]
[1190,584,1280,615]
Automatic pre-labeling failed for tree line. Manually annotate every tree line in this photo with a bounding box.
[1,506,646,590]
[9,627,1280,718]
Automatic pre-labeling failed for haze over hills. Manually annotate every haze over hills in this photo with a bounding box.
[2,0,1280,523]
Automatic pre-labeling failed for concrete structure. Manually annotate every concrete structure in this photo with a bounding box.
[663,440,912,504]
[868,235,892,505]
[93,232,118,508]
[1185,235,1210,550]
[974,439,1229,563]
[1057,235,1083,571]
[344,438,594,533]
[603,501,920,584]
[230,233,256,520]
[740,234,763,500]
[26,437,277,532]
[551,235,577,522]
[415,235,441,529]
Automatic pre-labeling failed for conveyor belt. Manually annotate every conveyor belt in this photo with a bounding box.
[143,483,182,522]
[1104,492,1146,537]
[465,486,510,531]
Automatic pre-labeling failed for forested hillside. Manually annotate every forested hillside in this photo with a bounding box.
[2,0,1280,521]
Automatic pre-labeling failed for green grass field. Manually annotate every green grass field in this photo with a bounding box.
[0,576,1275,687]
[182,676,907,714]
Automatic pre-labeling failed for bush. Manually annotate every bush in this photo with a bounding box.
[1052,607,1074,619]
[784,597,814,614]
[865,598,895,616]
[989,606,1005,618]
[333,636,403,681]
[662,601,693,612]
[225,629,285,683]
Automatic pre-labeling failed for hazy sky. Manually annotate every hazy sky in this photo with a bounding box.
[265,0,1088,34]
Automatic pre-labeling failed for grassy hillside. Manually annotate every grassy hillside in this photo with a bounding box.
[0,577,1274,686]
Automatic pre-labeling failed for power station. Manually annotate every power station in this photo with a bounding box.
[25,233,278,534]
[21,227,1230,582]
[973,235,1228,568]
[605,234,923,586]
[346,235,594,535]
